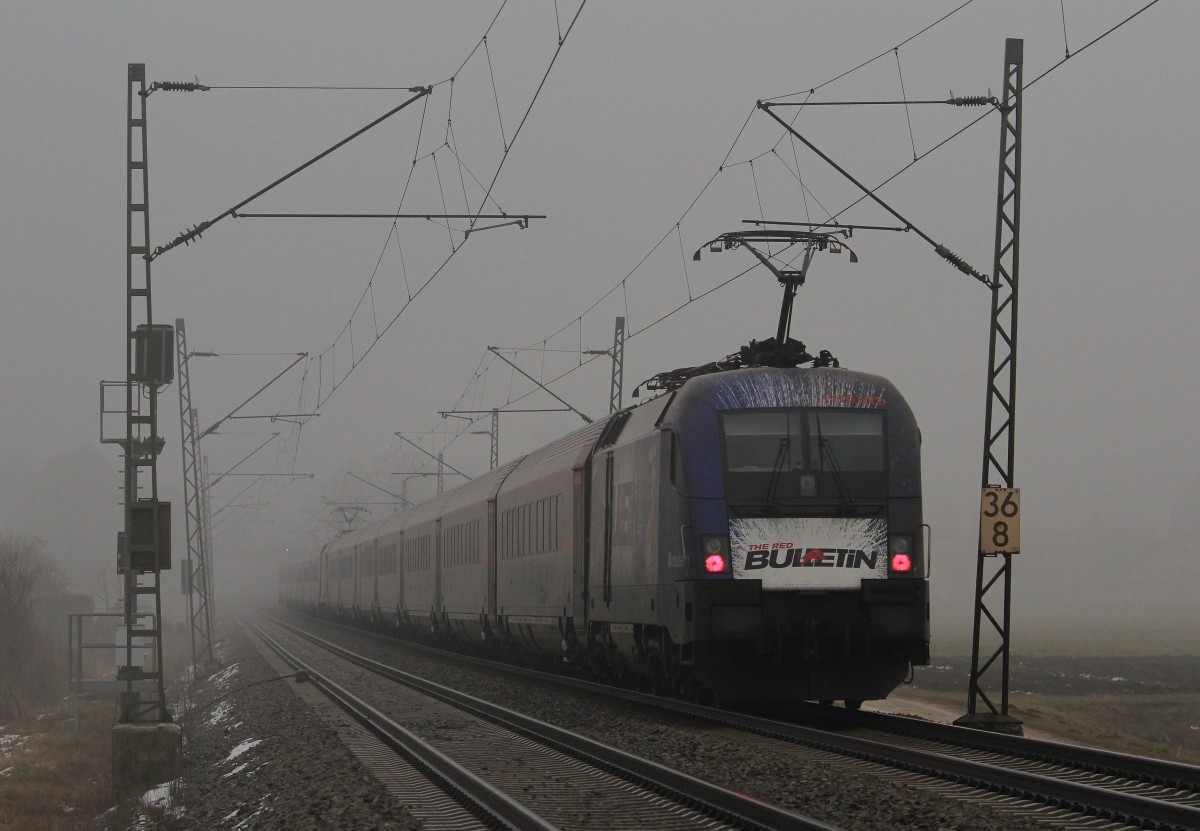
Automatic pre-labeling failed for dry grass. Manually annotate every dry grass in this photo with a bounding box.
[900,688,1200,765]
[0,695,184,831]
[932,625,1200,658]
[1012,692,1200,764]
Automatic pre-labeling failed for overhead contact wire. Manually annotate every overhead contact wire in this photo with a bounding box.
[826,0,1162,226]
[300,1,583,421]
[469,0,588,231]
[1026,0,1160,89]
[676,225,694,301]
[522,3,977,358]
[1060,0,1072,59]
[894,49,918,161]
[400,0,1165,479]
[762,0,979,102]
[484,37,508,149]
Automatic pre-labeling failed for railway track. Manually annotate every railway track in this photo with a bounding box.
[249,616,841,831]
[273,610,1200,831]
[785,703,1200,799]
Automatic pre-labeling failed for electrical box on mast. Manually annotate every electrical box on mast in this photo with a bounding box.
[117,501,172,573]
[133,323,174,386]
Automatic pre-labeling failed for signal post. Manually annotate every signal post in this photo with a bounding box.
[101,63,181,788]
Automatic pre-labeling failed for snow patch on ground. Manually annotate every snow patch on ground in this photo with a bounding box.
[223,738,263,764]
[140,782,173,809]
[0,766,13,777]
[0,734,27,752]
[207,663,240,687]
[206,700,233,727]
[222,762,249,779]
[126,779,185,828]
[230,802,268,830]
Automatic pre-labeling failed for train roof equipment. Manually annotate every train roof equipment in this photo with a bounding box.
[638,229,860,395]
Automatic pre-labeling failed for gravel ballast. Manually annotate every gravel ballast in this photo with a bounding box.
[257,610,1053,831]
[166,628,421,830]
[159,612,1061,829]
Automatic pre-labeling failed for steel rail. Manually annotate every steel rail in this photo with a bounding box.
[274,610,1200,830]
[790,703,1200,793]
[264,616,844,831]
[246,621,557,831]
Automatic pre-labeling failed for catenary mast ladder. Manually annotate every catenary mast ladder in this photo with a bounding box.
[957,38,1024,735]
[609,316,626,414]
[176,319,215,669]
[120,63,169,723]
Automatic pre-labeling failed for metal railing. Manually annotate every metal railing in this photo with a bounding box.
[68,612,158,693]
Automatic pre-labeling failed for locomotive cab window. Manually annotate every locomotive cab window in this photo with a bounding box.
[721,408,886,516]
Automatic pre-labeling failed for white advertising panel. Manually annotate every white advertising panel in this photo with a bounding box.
[729,517,888,589]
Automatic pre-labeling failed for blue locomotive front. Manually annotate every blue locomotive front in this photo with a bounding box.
[590,367,926,706]
[662,366,928,704]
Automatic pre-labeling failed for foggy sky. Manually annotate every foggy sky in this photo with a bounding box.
[1,2,1196,649]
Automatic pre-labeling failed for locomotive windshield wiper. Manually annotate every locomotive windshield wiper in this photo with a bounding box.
[814,414,855,507]
[760,437,790,513]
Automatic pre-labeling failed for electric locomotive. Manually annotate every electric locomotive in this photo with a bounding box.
[607,363,928,705]
[280,230,931,706]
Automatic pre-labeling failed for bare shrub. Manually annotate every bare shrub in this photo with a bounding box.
[0,535,67,719]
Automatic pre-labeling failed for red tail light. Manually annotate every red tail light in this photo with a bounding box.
[701,535,729,573]
[890,552,912,572]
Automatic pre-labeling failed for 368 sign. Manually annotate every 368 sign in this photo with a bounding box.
[979,487,1020,555]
